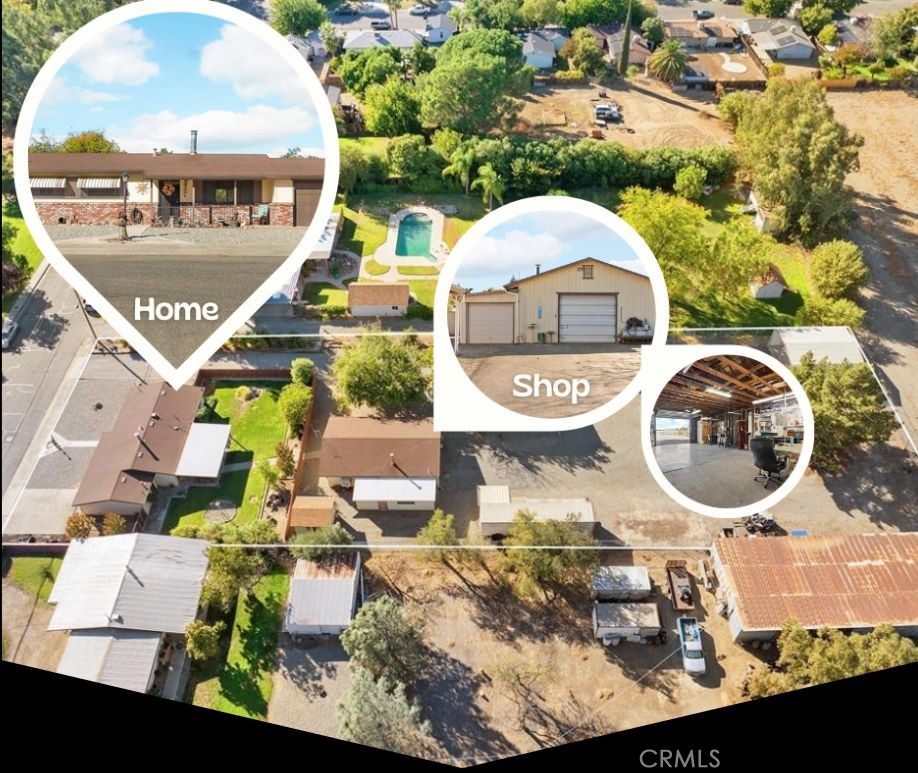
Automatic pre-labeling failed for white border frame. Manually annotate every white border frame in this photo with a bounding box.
[640,345,815,519]
[13,0,340,388]
[433,196,669,432]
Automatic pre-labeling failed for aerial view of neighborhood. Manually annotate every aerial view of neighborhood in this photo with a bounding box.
[2,0,916,765]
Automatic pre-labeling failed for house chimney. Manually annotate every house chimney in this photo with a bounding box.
[535,264,541,275]
[190,129,198,154]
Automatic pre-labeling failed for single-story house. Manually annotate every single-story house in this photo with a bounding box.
[664,20,738,49]
[50,534,209,693]
[348,282,410,317]
[284,554,363,636]
[426,14,457,45]
[539,26,571,52]
[286,31,327,61]
[71,383,230,522]
[749,263,789,299]
[736,19,816,61]
[343,29,425,51]
[587,24,653,68]
[318,416,441,511]
[768,326,866,367]
[477,485,595,538]
[522,30,558,69]
[285,495,337,539]
[711,533,918,642]
[28,142,325,227]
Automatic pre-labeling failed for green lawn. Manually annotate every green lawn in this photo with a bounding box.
[194,568,289,719]
[163,467,268,533]
[210,381,288,460]
[363,257,390,275]
[2,215,45,316]
[339,136,391,156]
[303,282,348,307]
[397,265,439,276]
[8,557,61,602]
[337,203,390,257]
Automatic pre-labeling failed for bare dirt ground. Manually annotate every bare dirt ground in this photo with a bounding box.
[1,579,67,671]
[826,90,918,446]
[515,80,732,149]
[364,551,762,765]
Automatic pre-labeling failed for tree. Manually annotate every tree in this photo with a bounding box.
[465,0,523,30]
[641,16,666,45]
[502,510,599,599]
[731,78,863,242]
[364,77,422,136]
[708,222,776,298]
[386,134,437,181]
[269,0,327,35]
[817,23,839,47]
[563,28,606,75]
[319,20,343,57]
[341,596,427,684]
[797,4,833,36]
[442,146,477,196]
[717,91,755,128]
[2,219,29,296]
[202,547,267,612]
[795,295,865,328]
[291,523,353,561]
[430,128,464,161]
[471,163,506,210]
[339,143,371,194]
[65,512,95,541]
[871,6,918,61]
[417,509,459,561]
[420,30,533,134]
[336,666,432,755]
[648,39,687,84]
[277,382,313,433]
[257,458,282,491]
[618,0,634,75]
[792,354,898,472]
[743,0,794,18]
[101,512,128,536]
[337,47,402,99]
[58,130,120,153]
[810,240,869,299]
[275,442,296,478]
[405,41,436,77]
[185,619,225,661]
[563,0,648,28]
[673,164,707,200]
[331,332,431,412]
[747,621,918,698]
[290,357,315,385]
[832,43,868,76]
[521,0,562,27]
[818,0,857,12]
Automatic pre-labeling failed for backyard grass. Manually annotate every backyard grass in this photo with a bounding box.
[210,380,288,460]
[163,466,268,533]
[2,214,45,315]
[7,557,61,602]
[337,203,390,257]
[397,265,440,276]
[303,282,348,307]
[339,136,391,156]
[363,257,390,275]
[409,279,437,308]
[194,568,289,719]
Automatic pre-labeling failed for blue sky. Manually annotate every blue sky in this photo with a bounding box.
[33,13,325,157]
[656,418,689,430]
[454,210,648,291]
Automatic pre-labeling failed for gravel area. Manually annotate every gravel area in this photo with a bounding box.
[47,224,308,247]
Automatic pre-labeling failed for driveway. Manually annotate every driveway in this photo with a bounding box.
[456,343,642,419]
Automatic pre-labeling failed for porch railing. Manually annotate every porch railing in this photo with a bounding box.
[154,204,270,227]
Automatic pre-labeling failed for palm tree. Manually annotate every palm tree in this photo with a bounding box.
[442,147,476,196]
[471,164,505,211]
[649,39,688,84]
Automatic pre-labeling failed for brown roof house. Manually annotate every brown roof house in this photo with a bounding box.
[28,133,325,227]
[587,24,653,69]
[72,383,231,521]
[348,282,410,318]
[318,416,441,511]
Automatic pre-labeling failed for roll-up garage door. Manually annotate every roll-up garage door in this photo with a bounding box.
[467,303,514,344]
[558,294,617,343]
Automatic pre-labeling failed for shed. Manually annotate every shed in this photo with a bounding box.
[284,554,363,636]
[286,495,337,539]
[749,263,788,300]
[479,496,595,538]
[591,565,652,601]
[769,326,865,367]
[348,282,410,317]
[592,602,662,640]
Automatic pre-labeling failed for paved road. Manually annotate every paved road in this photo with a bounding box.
[655,0,913,19]
[2,266,95,500]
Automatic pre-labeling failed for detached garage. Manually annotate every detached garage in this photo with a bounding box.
[284,554,363,636]
[458,290,518,344]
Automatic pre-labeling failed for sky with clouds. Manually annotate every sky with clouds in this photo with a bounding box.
[454,210,649,292]
[33,13,324,157]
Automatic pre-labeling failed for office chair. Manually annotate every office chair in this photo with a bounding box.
[750,437,788,489]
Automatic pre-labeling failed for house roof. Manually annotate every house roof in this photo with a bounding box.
[73,383,205,508]
[175,423,231,478]
[29,152,325,181]
[348,282,410,307]
[739,19,814,54]
[751,262,788,289]
[505,257,650,288]
[289,496,337,529]
[57,629,162,693]
[48,534,209,633]
[479,498,595,526]
[427,14,457,32]
[714,534,918,632]
[287,555,361,629]
[665,20,736,41]
[586,24,652,64]
[318,416,441,479]
[353,476,437,502]
[523,31,556,59]
[769,326,865,365]
[344,29,424,50]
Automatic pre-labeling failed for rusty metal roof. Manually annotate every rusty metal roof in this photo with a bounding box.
[714,534,918,631]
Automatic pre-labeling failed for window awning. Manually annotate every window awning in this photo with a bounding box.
[353,477,437,503]
[29,177,65,188]
[77,177,123,189]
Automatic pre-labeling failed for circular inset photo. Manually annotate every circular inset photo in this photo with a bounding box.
[441,197,667,421]
[647,352,813,513]
[14,1,338,372]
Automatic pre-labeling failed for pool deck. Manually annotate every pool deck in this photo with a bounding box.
[367,205,448,270]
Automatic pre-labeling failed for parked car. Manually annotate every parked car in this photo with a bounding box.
[409,3,430,14]
[677,617,707,677]
[2,318,19,350]
[83,301,100,317]
[692,9,715,19]
[724,0,743,5]
[334,3,359,16]
[371,19,392,30]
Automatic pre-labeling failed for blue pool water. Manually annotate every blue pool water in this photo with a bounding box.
[395,213,433,259]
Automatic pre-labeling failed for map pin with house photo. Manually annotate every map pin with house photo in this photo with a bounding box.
[13,1,339,387]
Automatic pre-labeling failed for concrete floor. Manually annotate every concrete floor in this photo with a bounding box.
[456,343,642,419]
[653,440,788,509]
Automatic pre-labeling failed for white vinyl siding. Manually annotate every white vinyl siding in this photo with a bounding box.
[559,294,617,343]
[467,303,514,344]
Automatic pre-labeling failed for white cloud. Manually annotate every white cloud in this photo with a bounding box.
[458,230,566,277]
[71,23,159,86]
[79,89,121,104]
[200,24,315,108]
[512,211,617,243]
[107,104,317,153]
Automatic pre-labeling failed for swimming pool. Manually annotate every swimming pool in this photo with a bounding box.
[395,212,433,259]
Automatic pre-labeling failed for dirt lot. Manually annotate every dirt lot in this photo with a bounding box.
[1,579,67,671]
[360,551,761,764]
[515,80,732,149]
[457,343,642,419]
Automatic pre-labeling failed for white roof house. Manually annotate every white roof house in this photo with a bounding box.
[522,31,557,69]
[344,29,424,51]
[175,423,232,478]
[56,629,163,693]
[738,19,815,60]
[285,554,363,636]
[769,326,865,367]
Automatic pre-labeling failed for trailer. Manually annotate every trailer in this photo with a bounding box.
[591,565,652,601]
[592,602,663,646]
[665,560,695,611]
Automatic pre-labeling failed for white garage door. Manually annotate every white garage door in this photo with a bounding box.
[467,303,514,344]
[559,294,617,343]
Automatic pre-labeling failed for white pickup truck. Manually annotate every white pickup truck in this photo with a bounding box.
[677,616,706,677]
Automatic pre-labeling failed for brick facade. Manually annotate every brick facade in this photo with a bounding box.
[35,200,296,227]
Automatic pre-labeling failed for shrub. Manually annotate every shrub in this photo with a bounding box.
[66,512,95,540]
[406,305,433,320]
[196,395,217,421]
[817,24,839,47]
[275,442,296,478]
[718,91,755,128]
[554,69,586,81]
[277,382,313,433]
[795,296,866,328]
[291,523,353,561]
[810,239,869,299]
[321,305,349,319]
[235,385,252,402]
[290,357,315,386]
[888,64,913,82]
[768,63,786,78]
[101,512,128,536]
[673,164,707,200]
